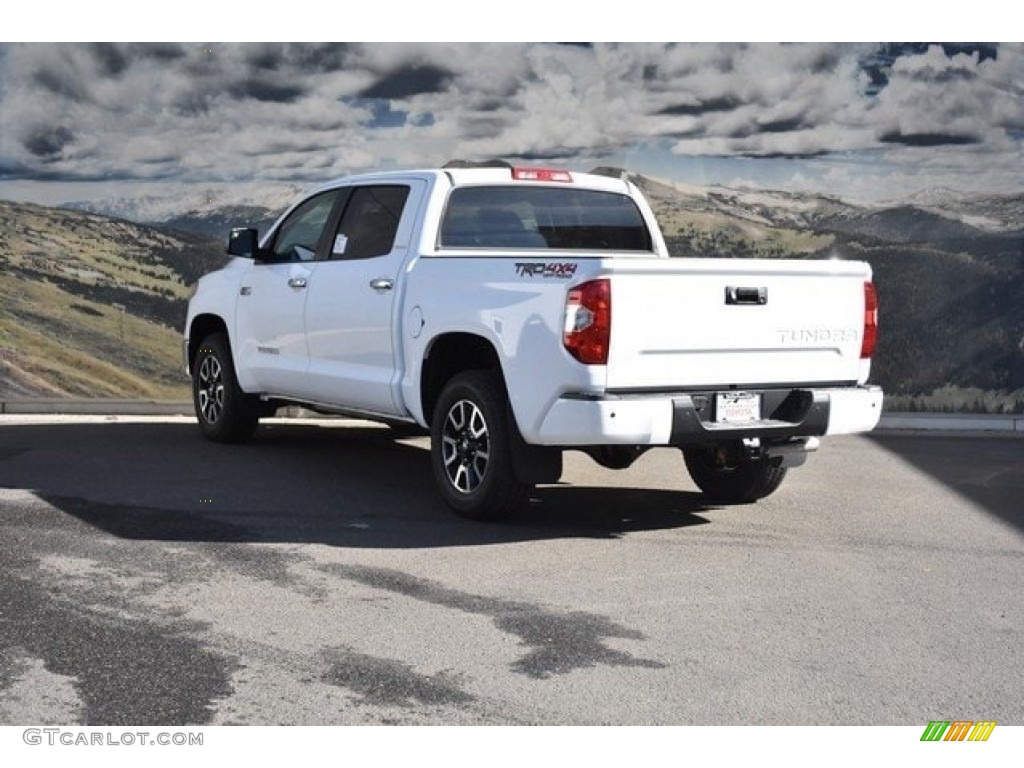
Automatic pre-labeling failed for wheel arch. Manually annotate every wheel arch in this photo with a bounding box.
[420,332,503,428]
[187,313,230,376]
[420,332,563,486]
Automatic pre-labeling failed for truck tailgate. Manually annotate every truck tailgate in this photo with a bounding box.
[604,258,872,390]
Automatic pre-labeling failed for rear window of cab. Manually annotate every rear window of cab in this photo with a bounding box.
[439,186,653,251]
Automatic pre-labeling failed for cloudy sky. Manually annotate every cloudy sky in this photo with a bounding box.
[0,42,1021,205]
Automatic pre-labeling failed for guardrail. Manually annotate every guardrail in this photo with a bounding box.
[0,399,193,416]
[877,412,1024,434]
[1,400,1022,434]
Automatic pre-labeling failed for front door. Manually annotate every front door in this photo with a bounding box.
[234,189,341,394]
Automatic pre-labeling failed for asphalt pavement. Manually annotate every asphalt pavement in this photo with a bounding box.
[0,416,1021,725]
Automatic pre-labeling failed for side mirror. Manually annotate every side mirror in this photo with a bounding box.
[227,228,259,258]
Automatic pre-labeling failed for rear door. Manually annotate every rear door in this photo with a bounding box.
[302,181,425,414]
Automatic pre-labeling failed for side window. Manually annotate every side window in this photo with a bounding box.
[270,191,340,262]
[330,186,410,260]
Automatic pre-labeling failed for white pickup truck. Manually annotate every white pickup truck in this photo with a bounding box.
[184,167,882,519]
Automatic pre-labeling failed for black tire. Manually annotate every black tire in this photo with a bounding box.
[192,332,260,443]
[430,371,530,520]
[683,446,787,504]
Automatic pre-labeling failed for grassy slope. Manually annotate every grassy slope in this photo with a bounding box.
[0,201,222,399]
[839,237,1024,401]
[636,174,837,258]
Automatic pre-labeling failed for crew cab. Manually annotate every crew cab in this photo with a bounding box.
[184,167,882,519]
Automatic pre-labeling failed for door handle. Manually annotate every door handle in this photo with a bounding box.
[725,286,767,305]
[287,277,308,289]
[369,278,394,292]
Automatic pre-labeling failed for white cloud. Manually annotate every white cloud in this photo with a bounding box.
[0,42,1021,201]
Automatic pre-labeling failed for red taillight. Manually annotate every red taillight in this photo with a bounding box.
[564,279,611,364]
[860,281,878,359]
[512,167,573,183]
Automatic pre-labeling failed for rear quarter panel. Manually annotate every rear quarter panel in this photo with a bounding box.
[401,254,607,438]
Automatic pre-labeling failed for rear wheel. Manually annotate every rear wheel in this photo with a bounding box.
[430,371,529,520]
[683,445,787,504]
[192,332,260,443]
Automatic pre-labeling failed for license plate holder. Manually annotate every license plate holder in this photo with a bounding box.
[715,392,762,423]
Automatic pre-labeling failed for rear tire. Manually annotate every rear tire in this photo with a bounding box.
[683,446,787,504]
[192,332,260,443]
[430,371,530,520]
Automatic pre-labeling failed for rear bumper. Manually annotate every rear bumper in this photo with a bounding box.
[532,385,883,446]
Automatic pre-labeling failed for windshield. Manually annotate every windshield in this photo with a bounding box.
[440,186,653,251]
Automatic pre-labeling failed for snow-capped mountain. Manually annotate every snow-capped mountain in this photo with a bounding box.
[883,187,1024,233]
[61,183,305,239]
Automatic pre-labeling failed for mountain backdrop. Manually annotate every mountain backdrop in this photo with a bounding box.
[2,170,1022,412]
[0,201,223,398]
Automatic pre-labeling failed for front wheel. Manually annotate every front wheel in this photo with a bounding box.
[430,371,530,520]
[683,445,787,504]
[192,332,260,443]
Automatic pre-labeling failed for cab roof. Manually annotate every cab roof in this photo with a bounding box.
[308,167,633,195]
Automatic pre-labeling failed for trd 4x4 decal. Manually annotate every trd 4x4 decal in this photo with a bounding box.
[514,262,578,279]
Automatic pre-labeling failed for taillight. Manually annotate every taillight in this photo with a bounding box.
[512,167,573,182]
[564,279,611,364]
[861,281,878,359]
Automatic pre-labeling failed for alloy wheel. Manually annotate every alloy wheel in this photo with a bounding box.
[197,355,225,424]
[441,399,490,493]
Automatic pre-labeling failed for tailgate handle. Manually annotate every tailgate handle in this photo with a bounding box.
[725,286,767,305]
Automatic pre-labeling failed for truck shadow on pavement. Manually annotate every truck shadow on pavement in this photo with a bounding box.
[867,433,1024,534]
[0,421,717,548]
